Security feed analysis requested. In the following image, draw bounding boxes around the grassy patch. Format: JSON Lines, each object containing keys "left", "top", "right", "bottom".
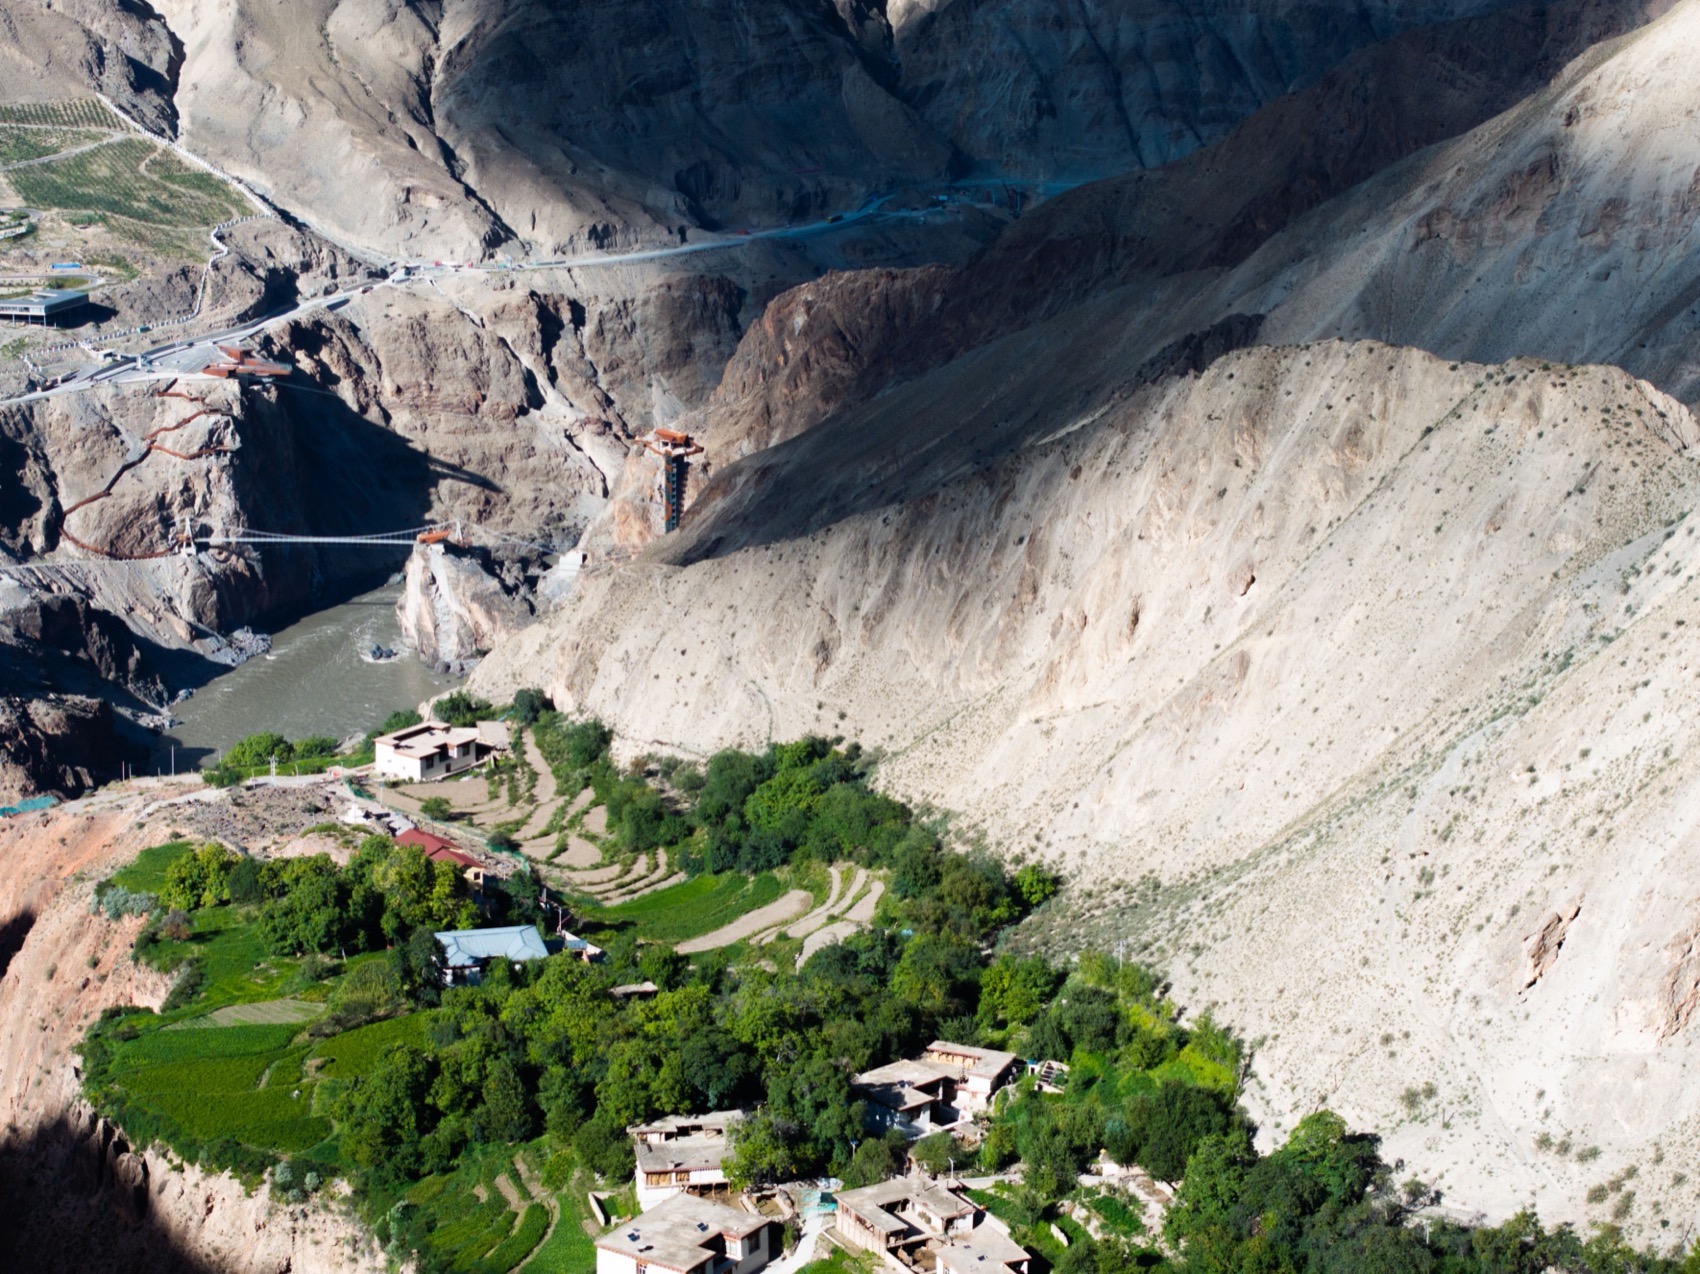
{"left": 579, "top": 871, "right": 783, "bottom": 942}
{"left": 172, "top": 998, "right": 324, "bottom": 1029}
{"left": 403, "top": 1145, "right": 549, "bottom": 1274}
{"left": 0, "top": 126, "right": 104, "bottom": 165}
{"left": 107, "top": 839, "right": 193, "bottom": 893}
{"left": 1086, "top": 1192, "right": 1144, "bottom": 1236}
{"left": 796, "top": 1246, "right": 878, "bottom": 1274}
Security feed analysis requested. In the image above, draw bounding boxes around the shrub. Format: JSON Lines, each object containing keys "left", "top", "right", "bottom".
{"left": 510, "top": 688, "right": 551, "bottom": 725}
{"left": 432, "top": 692, "right": 491, "bottom": 728}
{"left": 161, "top": 958, "right": 204, "bottom": 1012}
{"left": 378, "top": 709, "right": 423, "bottom": 736}
{"left": 227, "top": 733, "right": 293, "bottom": 769}
{"left": 419, "top": 797, "right": 455, "bottom": 822}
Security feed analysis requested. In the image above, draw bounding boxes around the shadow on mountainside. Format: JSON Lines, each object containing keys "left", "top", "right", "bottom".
{"left": 0, "top": 1111, "right": 221, "bottom": 1274}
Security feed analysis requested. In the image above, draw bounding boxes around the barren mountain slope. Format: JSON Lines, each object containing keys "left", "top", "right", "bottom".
{"left": 474, "top": 336, "right": 1700, "bottom": 1230}
{"left": 1, "top": 0, "right": 1544, "bottom": 259}
{"left": 922, "top": 0, "right": 1700, "bottom": 406}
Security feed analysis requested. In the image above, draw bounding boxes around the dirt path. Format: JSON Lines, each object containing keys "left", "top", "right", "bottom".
{"left": 604, "top": 870, "right": 686, "bottom": 904}
{"left": 677, "top": 889, "right": 813, "bottom": 954}
{"left": 592, "top": 851, "right": 669, "bottom": 901}
{"left": 557, "top": 858, "right": 627, "bottom": 885}
{"left": 514, "top": 731, "right": 562, "bottom": 841}
{"left": 493, "top": 1173, "right": 523, "bottom": 1210}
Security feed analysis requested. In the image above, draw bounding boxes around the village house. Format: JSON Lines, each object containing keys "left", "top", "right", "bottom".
{"left": 559, "top": 930, "right": 606, "bottom": 963}
{"left": 853, "top": 1042, "right": 1019, "bottom": 1136}
{"left": 594, "top": 1191, "right": 777, "bottom": 1274}
{"left": 835, "top": 1175, "right": 1031, "bottom": 1274}
{"left": 433, "top": 924, "right": 549, "bottom": 985}
{"left": 372, "top": 720, "right": 504, "bottom": 782}
{"left": 397, "top": 827, "right": 488, "bottom": 889}
{"left": 628, "top": 1110, "right": 745, "bottom": 1209}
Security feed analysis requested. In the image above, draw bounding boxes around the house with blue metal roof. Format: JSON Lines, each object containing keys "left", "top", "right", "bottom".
{"left": 434, "top": 924, "right": 550, "bottom": 985}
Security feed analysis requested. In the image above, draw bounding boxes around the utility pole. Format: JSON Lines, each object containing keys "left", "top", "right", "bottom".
{"left": 170, "top": 745, "right": 175, "bottom": 777}
{"left": 269, "top": 754, "right": 278, "bottom": 779}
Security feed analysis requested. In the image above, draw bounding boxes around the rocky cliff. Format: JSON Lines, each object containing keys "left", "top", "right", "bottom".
{"left": 397, "top": 541, "right": 532, "bottom": 672}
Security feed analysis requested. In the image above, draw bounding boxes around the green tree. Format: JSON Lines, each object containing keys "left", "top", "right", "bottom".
{"left": 227, "top": 732, "right": 292, "bottom": 769}
{"left": 1013, "top": 863, "right": 1060, "bottom": 906}
{"left": 842, "top": 1134, "right": 905, "bottom": 1188}
{"left": 162, "top": 843, "right": 242, "bottom": 910}
{"left": 340, "top": 1045, "right": 437, "bottom": 1184}
{"left": 725, "top": 1107, "right": 801, "bottom": 1190}
{"left": 977, "top": 954, "right": 1063, "bottom": 1033}
{"left": 479, "top": 1056, "right": 537, "bottom": 1142}
{"left": 510, "top": 688, "right": 551, "bottom": 725}
{"left": 433, "top": 691, "right": 492, "bottom": 727}
{"left": 418, "top": 796, "right": 454, "bottom": 821}
{"left": 379, "top": 709, "right": 422, "bottom": 735}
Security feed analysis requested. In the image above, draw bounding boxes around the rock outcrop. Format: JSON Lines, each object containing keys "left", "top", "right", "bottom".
{"left": 397, "top": 542, "right": 532, "bottom": 673}
{"left": 0, "top": 695, "right": 141, "bottom": 801}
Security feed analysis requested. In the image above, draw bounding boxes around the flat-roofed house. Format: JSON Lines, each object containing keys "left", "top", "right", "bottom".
{"left": 628, "top": 1110, "right": 745, "bottom": 1209}
{"left": 835, "top": 1176, "right": 1030, "bottom": 1274}
{"left": 594, "top": 1191, "right": 777, "bottom": 1274}
{"left": 373, "top": 722, "right": 484, "bottom": 782}
{"left": 852, "top": 1059, "right": 956, "bottom": 1136}
{"left": 0, "top": 288, "right": 87, "bottom": 325}
{"left": 853, "top": 1041, "right": 1019, "bottom": 1135}
{"left": 918, "top": 1042, "right": 1020, "bottom": 1113}
{"left": 434, "top": 924, "right": 549, "bottom": 985}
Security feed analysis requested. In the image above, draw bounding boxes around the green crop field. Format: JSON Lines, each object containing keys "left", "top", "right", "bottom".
{"left": 0, "top": 100, "right": 117, "bottom": 128}
{"left": 8, "top": 136, "right": 246, "bottom": 257}
{"left": 309, "top": 1011, "right": 434, "bottom": 1079}
{"left": 107, "top": 839, "right": 193, "bottom": 893}
{"left": 101, "top": 1021, "right": 330, "bottom": 1154}
{"left": 520, "top": 1190, "right": 595, "bottom": 1273}
{"left": 175, "top": 998, "right": 325, "bottom": 1029}
{"left": 580, "top": 871, "right": 783, "bottom": 941}
{"left": 0, "top": 126, "right": 104, "bottom": 165}
{"left": 402, "top": 1147, "right": 551, "bottom": 1274}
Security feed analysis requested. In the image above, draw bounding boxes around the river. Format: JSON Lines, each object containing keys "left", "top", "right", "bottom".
{"left": 152, "top": 581, "right": 456, "bottom": 767}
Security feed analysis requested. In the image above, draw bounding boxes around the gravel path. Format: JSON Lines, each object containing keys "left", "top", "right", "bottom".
{"left": 677, "top": 889, "right": 813, "bottom": 954}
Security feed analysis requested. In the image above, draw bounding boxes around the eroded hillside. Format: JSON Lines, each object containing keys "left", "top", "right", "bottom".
{"left": 473, "top": 337, "right": 1700, "bottom": 1229}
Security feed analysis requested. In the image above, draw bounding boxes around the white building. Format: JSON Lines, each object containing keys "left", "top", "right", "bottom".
{"left": 372, "top": 722, "right": 484, "bottom": 781}
{"left": 594, "top": 1192, "right": 776, "bottom": 1274}
{"left": 628, "top": 1110, "right": 745, "bottom": 1209}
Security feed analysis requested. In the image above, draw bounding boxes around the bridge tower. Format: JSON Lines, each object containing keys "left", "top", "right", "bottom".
{"left": 641, "top": 429, "right": 704, "bottom": 533}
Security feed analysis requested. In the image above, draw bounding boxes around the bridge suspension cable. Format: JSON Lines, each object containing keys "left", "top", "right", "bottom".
{"left": 197, "top": 523, "right": 445, "bottom": 546}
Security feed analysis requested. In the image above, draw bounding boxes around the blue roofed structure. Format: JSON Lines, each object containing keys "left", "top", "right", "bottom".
{"left": 434, "top": 924, "right": 549, "bottom": 984}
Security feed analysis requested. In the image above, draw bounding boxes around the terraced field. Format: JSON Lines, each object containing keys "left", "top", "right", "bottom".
{"left": 8, "top": 133, "right": 247, "bottom": 257}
